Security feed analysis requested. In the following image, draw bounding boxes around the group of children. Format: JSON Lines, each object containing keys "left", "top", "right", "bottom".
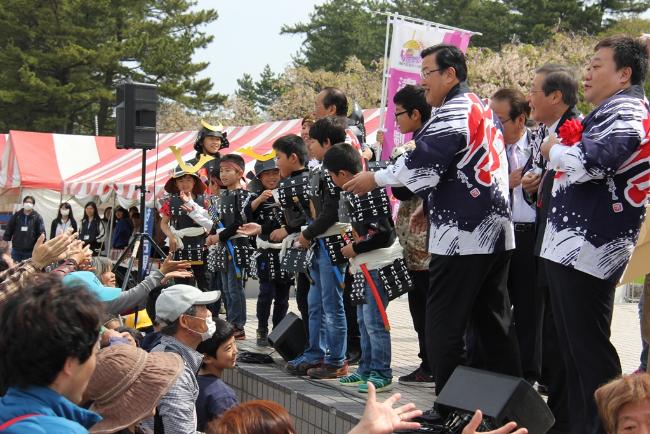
{"left": 160, "top": 110, "right": 417, "bottom": 393}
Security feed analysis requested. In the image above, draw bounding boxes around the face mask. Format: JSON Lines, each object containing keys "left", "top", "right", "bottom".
{"left": 61, "top": 209, "right": 70, "bottom": 216}
{"left": 23, "top": 202, "right": 34, "bottom": 211}
{"left": 187, "top": 314, "right": 216, "bottom": 341}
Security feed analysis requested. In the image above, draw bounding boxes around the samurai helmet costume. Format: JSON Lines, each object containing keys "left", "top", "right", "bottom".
{"left": 194, "top": 119, "right": 229, "bottom": 154}
{"left": 347, "top": 101, "right": 366, "bottom": 144}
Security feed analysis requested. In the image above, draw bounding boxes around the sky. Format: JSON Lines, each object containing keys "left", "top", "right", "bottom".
{"left": 192, "top": 0, "right": 325, "bottom": 95}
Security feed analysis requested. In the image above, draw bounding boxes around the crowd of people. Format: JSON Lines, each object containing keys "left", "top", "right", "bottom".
{"left": 0, "top": 34, "right": 649, "bottom": 434}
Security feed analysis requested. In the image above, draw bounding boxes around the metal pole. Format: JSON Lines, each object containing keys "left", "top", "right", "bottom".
{"left": 137, "top": 148, "right": 147, "bottom": 278}
{"left": 378, "top": 12, "right": 392, "bottom": 132}
{"left": 106, "top": 191, "right": 116, "bottom": 254}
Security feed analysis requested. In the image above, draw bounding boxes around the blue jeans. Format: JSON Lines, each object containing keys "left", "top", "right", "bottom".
{"left": 11, "top": 249, "right": 31, "bottom": 262}
{"left": 303, "top": 245, "right": 347, "bottom": 366}
{"left": 220, "top": 260, "right": 246, "bottom": 329}
{"left": 357, "top": 269, "right": 392, "bottom": 378}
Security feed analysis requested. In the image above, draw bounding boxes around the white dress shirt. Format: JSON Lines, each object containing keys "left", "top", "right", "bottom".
{"left": 507, "top": 131, "right": 536, "bottom": 223}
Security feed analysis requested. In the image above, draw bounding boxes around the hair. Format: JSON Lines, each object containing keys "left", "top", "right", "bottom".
{"left": 145, "top": 285, "right": 165, "bottom": 326}
{"left": 420, "top": 44, "right": 468, "bottom": 82}
{"left": 321, "top": 87, "right": 348, "bottom": 116}
{"left": 393, "top": 85, "right": 432, "bottom": 124}
{"left": 208, "top": 400, "right": 295, "bottom": 434}
{"left": 83, "top": 201, "right": 99, "bottom": 221}
{"left": 22, "top": 195, "right": 35, "bottom": 205}
{"left": 535, "top": 64, "right": 579, "bottom": 107}
{"left": 322, "top": 143, "right": 362, "bottom": 175}
{"left": 595, "top": 36, "right": 649, "bottom": 85}
{"left": 272, "top": 134, "right": 308, "bottom": 165}
{"left": 301, "top": 114, "right": 315, "bottom": 126}
{"left": 309, "top": 116, "right": 347, "bottom": 147}
{"left": 197, "top": 318, "right": 235, "bottom": 360}
{"left": 0, "top": 274, "right": 103, "bottom": 389}
{"left": 220, "top": 153, "right": 246, "bottom": 171}
{"left": 159, "top": 304, "right": 198, "bottom": 336}
{"left": 131, "top": 212, "right": 140, "bottom": 220}
{"left": 103, "top": 207, "right": 113, "bottom": 220}
{"left": 114, "top": 207, "right": 127, "bottom": 219}
{"left": 595, "top": 374, "right": 650, "bottom": 433}
{"left": 92, "top": 256, "right": 113, "bottom": 281}
{"left": 491, "top": 88, "right": 531, "bottom": 121}
{"left": 55, "top": 202, "right": 76, "bottom": 225}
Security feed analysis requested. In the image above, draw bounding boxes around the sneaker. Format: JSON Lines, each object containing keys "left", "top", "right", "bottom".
{"left": 256, "top": 328, "right": 269, "bottom": 346}
{"left": 307, "top": 362, "right": 349, "bottom": 379}
{"left": 339, "top": 372, "right": 369, "bottom": 387}
{"left": 286, "top": 356, "right": 321, "bottom": 376}
{"left": 234, "top": 328, "right": 246, "bottom": 340}
{"left": 398, "top": 367, "right": 435, "bottom": 387}
{"left": 359, "top": 371, "right": 393, "bottom": 393}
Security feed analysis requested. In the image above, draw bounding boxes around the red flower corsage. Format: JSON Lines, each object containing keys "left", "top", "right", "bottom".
{"left": 557, "top": 119, "right": 583, "bottom": 146}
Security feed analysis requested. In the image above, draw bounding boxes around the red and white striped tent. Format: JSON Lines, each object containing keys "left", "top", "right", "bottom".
{"left": 64, "top": 108, "right": 381, "bottom": 203}
{"left": 0, "top": 130, "right": 121, "bottom": 190}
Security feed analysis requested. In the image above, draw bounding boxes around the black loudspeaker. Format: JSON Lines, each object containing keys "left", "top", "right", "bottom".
{"left": 116, "top": 81, "right": 157, "bottom": 149}
{"left": 436, "top": 367, "right": 555, "bottom": 434}
{"left": 267, "top": 312, "right": 307, "bottom": 362}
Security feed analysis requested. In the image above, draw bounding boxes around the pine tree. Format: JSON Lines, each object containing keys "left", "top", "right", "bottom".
{"left": 0, "top": 0, "right": 224, "bottom": 134}
{"left": 254, "top": 65, "right": 283, "bottom": 113}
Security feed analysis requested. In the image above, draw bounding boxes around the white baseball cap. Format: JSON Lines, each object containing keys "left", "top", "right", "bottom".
{"left": 155, "top": 284, "right": 220, "bottom": 325}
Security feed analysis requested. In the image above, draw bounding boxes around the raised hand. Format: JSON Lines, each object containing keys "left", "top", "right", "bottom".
{"left": 159, "top": 253, "right": 191, "bottom": 275}
{"left": 462, "top": 410, "right": 527, "bottom": 434}
{"left": 348, "top": 382, "right": 422, "bottom": 434}
{"left": 31, "top": 233, "right": 74, "bottom": 269}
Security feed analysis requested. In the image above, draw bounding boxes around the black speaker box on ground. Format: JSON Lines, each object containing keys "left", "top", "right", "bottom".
{"left": 267, "top": 312, "right": 307, "bottom": 362}
{"left": 436, "top": 366, "right": 555, "bottom": 434}
{"left": 116, "top": 81, "right": 157, "bottom": 150}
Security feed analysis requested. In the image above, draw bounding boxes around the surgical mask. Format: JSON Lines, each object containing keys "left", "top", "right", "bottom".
{"left": 23, "top": 202, "right": 34, "bottom": 211}
{"left": 61, "top": 209, "right": 70, "bottom": 216}
{"left": 187, "top": 314, "right": 216, "bottom": 341}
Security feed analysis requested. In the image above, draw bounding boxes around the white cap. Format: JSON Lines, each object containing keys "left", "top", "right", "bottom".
{"left": 155, "top": 284, "right": 220, "bottom": 325}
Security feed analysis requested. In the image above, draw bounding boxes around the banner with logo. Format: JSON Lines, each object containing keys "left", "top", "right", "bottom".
{"left": 140, "top": 207, "right": 155, "bottom": 278}
{"left": 381, "top": 19, "right": 473, "bottom": 160}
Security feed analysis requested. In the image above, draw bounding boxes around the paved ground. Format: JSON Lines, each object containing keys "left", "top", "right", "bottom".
{"left": 235, "top": 286, "right": 642, "bottom": 414}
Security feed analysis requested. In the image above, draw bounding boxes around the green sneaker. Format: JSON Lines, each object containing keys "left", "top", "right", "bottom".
{"left": 339, "top": 372, "right": 369, "bottom": 387}
{"left": 359, "top": 372, "right": 393, "bottom": 393}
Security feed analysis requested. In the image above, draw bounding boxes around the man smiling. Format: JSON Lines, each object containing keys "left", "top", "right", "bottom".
{"left": 539, "top": 36, "right": 650, "bottom": 434}
{"left": 344, "top": 44, "right": 520, "bottom": 420}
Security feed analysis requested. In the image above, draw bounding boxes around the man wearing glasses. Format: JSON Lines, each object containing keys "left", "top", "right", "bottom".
{"left": 344, "top": 44, "right": 520, "bottom": 421}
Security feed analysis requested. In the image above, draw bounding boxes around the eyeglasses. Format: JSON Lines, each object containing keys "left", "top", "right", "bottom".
{"left": 395, "top": 110, "right": 409, "bottom": 118}
{"left": 420, "top": 68, "right": 442, "bottom": 80}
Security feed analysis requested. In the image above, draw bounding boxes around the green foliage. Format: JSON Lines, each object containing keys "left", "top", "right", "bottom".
{"left": 235, "top": 73, "right": 257, "bottom": 104}
{"left": 284, "top": 0, "right": 650, "bottom": 71}
{"left": 255, "top": 65, "right": 284, "bottom": 112}
{"left": 0, "top": 0, "right": 224, "bottom": 135}
{"left": 280, "top": 0, "right": 389, "bottom": 72}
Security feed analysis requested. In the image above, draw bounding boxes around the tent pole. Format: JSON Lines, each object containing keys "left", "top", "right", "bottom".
{"left": 106, "top": 190, "right": 116, "bottom": 255}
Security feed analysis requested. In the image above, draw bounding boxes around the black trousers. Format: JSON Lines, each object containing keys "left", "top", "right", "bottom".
{"left": 427, "top": 252, "right": 521, "bottom": 396}
{"left": 508, "top": 228, "right": 543, "bottom": 381}
{"left": 539, "top": 260, "right": 570, "bottom": 433}
{"left": 295, "top": 272, "right": 311, "bottom": 340}
{"left": 544, "top": 260, "right": 621, "bottom": 434}
{"left": 408, "top": 269, "right": 430, "bottom": 372}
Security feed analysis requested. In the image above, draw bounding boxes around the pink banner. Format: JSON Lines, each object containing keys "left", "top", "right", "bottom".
{"left": 381, "top": 23, "right": 473, "bottom": 160}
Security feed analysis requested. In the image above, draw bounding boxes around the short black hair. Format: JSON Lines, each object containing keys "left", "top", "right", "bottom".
{"left": 535, "top": 64, "right": 579, "bottom": 107}
{"left": 322, "top": 143, "right": 362, "bottom": 175}
{"left": 393, "top": 85, "right": 432, "bottom": 123}
{"left": 420, "top": 44, "right": 468, "bottom": 82}
{"left": 321, "top": 87, "right": 348, "bottom": 116}
{"left": 196, "top": 318, "right": 235, "bottom": 359}
{"left": 309, "top": 116, "right": 347, "bottom": 147}
{"left": 116, "top": 326, "right": 143, "bottom": 347}
{"left": 491, "top": 88, "right": 531, "bottom": 121}
{"left": 220, "top": 153, "right": 246, "bottom": 171}
{"left": 272, "top": 134, "right": 308, "bottom": 165}
{"left": 595, "top": 36, "right": 648, "bottom": 85}
{"left": 23, "top": 196, "right": 35, "bottom": 205}
{"left": 0, "top": 274, "right": 103, "bottom": 389}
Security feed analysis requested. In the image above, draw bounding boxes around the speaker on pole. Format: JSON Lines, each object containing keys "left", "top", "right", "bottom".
{"left": 116, "top": 81, "right": 157, "bottom": 150}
